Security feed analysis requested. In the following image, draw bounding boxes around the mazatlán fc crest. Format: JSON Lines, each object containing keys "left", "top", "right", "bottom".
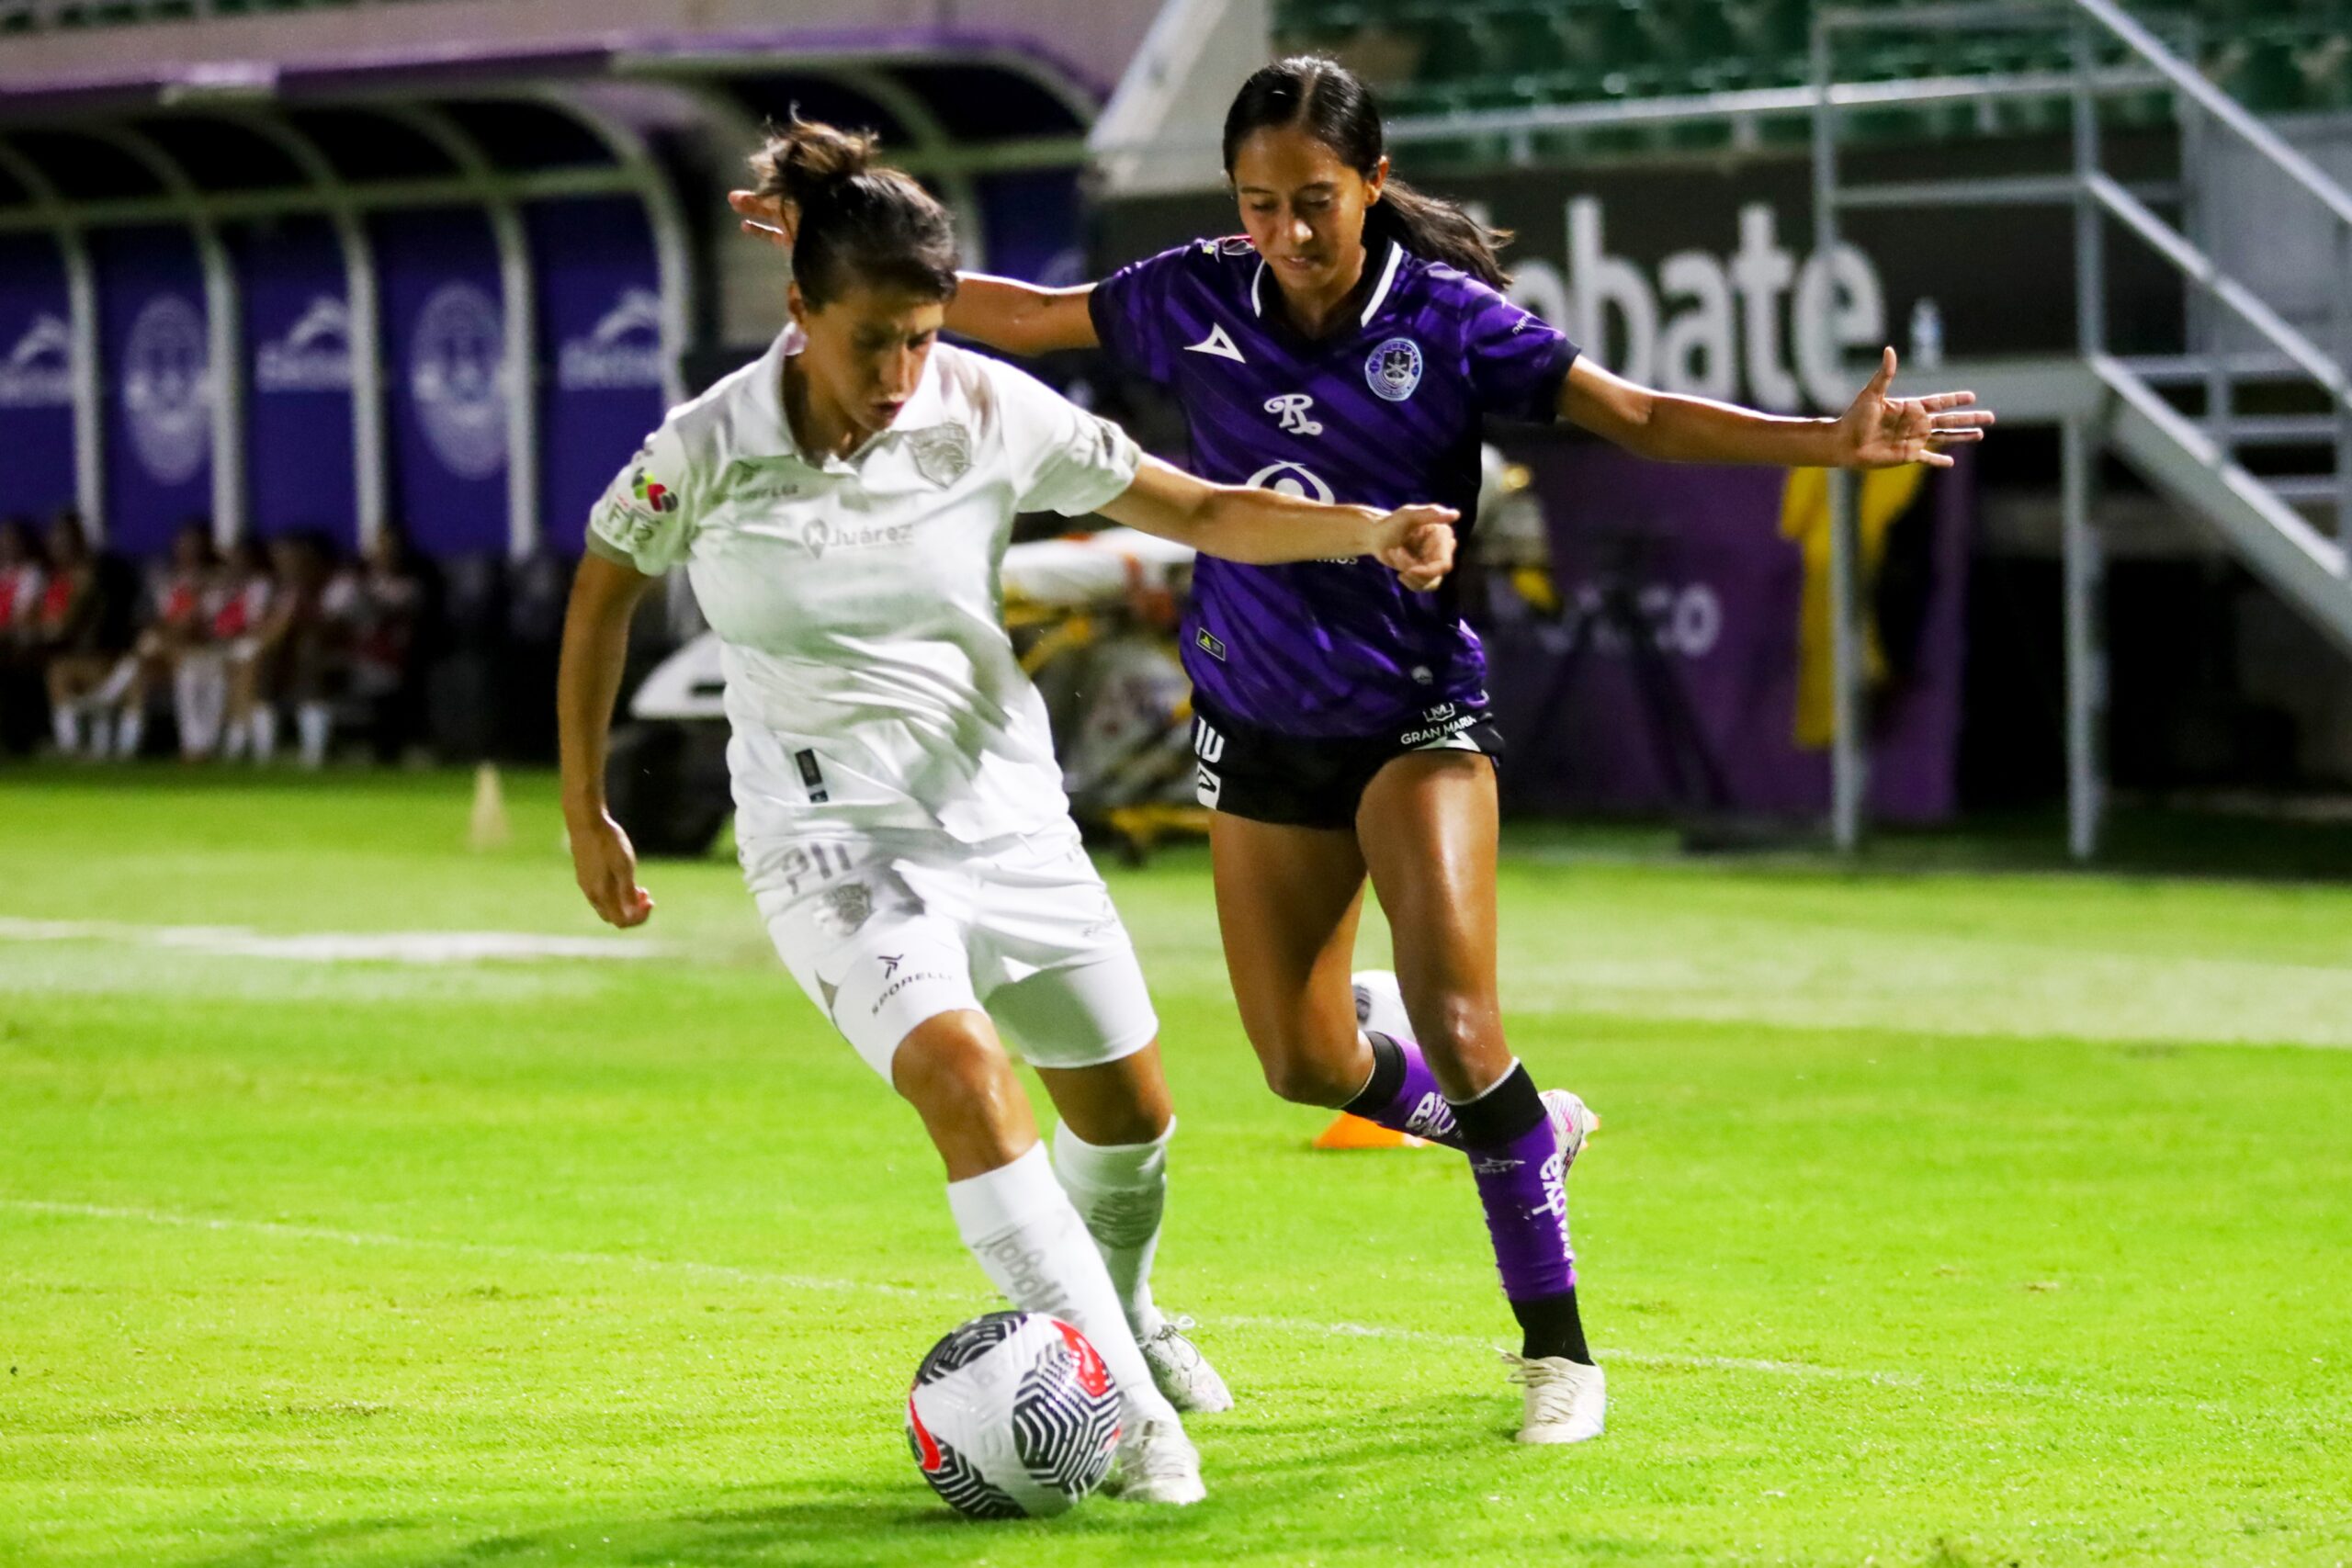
{"left": 1365, "top": 336, "right": 1423, "bottom": 402}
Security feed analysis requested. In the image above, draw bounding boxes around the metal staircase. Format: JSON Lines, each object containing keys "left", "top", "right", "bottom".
{"left": 1813, "top": 0, "right": 2352, "bottom": 857}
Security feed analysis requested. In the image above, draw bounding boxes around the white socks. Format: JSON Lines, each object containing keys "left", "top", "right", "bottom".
{"left": 173, "top": 657, "right": 227, "bottom": 759}
{"left": 296, "top": 702, "right": 331, "bottom": 769}
{"left": 250, "top": 705, "right": 278, "bottom": 762}
{"left": 947, "top": 1143, "right": 1178, "bottom": 1427}
{"left": 51, "top": 705, "right": 80, "bottom": 756}
{"left": 1052, "top": 1119, "right": 1171, "bottom": 1339}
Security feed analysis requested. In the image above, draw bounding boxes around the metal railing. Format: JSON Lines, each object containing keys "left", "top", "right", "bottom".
{"left": 1814, "top": 0, "right": 2352, "bottom": 857}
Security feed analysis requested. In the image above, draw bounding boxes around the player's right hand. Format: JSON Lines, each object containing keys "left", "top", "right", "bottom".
{"left": 727, "top": 189, "right": 797, "bottom": 249}
{"left": 1374, "top": 504, "right": 1459, "bottom": 592}
{"left": 567, "top": 809, "right": 655, "bottom": 928}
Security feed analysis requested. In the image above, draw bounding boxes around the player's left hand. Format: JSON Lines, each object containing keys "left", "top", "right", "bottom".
{"left": 1835, "top": 347, "right": 1995, "bottom": 469}
{"left": 1374, "top": 504, "right": 1459, "bottom": 592}
{"left": 728, "top": 189, "right": 797, "bottom": 249}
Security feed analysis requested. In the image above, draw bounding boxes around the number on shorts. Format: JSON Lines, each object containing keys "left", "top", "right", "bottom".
{"left": 776, "top": 840, "right": 858, "bottom": 897}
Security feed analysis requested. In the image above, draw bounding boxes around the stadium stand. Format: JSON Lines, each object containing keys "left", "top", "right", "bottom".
{"left": 1273, "top": 0, "right": 2352, "bottom": 141}
{"left": 1, "top": 0, "right": 456, "bottom": 33}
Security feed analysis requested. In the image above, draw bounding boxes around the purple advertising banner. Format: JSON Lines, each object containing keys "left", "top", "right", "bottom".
{"left": 238, "top": 218, "right": 356, "bottom": 546}
{"left": 0, "top": 234, "right": 77, "bottom": 520}
{"left": 375, "top": 209, "right": 506, "bottom": 558}
{"left": 529, "top": 197, "right": 664, "bottom": 554}
{"left": 94, "top": 227, "right": 211, "bottom": 558}
{"left": 1487, "top": 444, "right": 1970, "bottom": 822}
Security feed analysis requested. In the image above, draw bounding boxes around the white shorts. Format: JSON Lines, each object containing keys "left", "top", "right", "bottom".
{"left": 745, "top": 821, "right": 1159, "bottom": 1080}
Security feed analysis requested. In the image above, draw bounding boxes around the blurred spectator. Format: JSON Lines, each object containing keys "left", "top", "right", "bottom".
{"left": 0, "top": 515, "right": 47, "bottom": 754}
{"left": 92, "top": 519, "right": 218, "bottom": 760}
{"left": 347, "top": 522, "right": 438, "bottom": 763}
{"left": 247, "top": 532, "right": 347, "bottom": 769}
{"left": 214, "top": 538, "right": 277, "bottom": 761}
{"left": 37, "top": 510, "right": 134, "bottom": 758}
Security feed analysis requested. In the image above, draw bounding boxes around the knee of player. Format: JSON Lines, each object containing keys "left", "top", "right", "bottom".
{"left": 892, "top": 1015, "right": 1022, "bottom": 1122}
{"left": 1258, "top": 1043, "right": 1360, "bottom": 1108}
{"left": 1401, "top": 988, "right": 1496, "bottom": 1065}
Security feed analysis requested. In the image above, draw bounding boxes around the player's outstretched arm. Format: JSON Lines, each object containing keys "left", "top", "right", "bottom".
{"left": 1098, "top": 455, "right": 1458, "bottom": 589}
{"left": 558, "top": 550, "right": 659, "bottom": 929}
{"left": 725, "top": 189, "right": 1099, "bottom": 355}
{"left": 1558, "top": 346, "right": 1994, "bottom": 469}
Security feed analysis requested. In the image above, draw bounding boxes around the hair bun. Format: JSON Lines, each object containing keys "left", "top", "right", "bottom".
{"left": 752, "top": 115, "right": 878, "bottom": 207}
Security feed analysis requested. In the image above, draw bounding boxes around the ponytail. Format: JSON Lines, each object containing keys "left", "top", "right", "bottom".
{"left": 1223, "top": 56, "right": 1515, "bottom": 291}
{"left": 1366, "top": 177, "right": 1513, "bottom": 291}
{"left": 749, "top": 114, "right": 959, "bottom": 309}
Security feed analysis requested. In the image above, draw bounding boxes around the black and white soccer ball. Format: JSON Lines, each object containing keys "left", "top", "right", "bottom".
{"left": 905, "top": 1310, "right": 1122, "bottom": 1518}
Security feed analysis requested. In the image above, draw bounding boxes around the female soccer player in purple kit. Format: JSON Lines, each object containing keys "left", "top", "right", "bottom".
{"left": 737, "top": 56, "right": 1991, "bottom": 1446}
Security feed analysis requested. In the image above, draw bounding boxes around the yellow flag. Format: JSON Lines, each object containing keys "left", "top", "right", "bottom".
{"left": 1780, "top": 466, "right": 1928, "bottom": 750}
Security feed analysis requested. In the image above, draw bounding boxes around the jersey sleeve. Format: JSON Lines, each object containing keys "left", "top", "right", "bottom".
{"left": 1459, "top": 278, "right": 1579, "bottom": 423}
{"left": 1086, "top": 243, "right": 1194, "bottom": 387}
{"left": 585, "top": 418, "right": 699, "bottom": 574}
{"left": 984, "top": 355, "right": 1145, "bottom": 517}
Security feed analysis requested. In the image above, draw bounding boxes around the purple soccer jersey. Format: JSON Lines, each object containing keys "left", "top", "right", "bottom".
{"left": 1090, "top": 235, "right": 1578, "bottom": 737}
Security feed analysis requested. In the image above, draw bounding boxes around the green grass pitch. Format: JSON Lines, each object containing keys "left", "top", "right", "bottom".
{"left": 3, "top": 767, "right": 2349, "bottom": 1566}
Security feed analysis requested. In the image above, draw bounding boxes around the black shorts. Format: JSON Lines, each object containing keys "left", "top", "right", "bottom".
{"left": 1188, "top": 694, "right": 1504, "bottom": 831}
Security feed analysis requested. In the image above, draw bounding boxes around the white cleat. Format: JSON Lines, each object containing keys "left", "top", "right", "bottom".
{"left": 1503, "top": 1351, "right": 1607, "bottom": 1445}
{"left": 1353, "top": 968, "right": 1601, "bottom": 1167}
{"left": 1104, "top": 1415, "right": 1206, "bottom": 1505}
{"left": 1139, "top": 1314, "right": 1234, "bottom": 1414}
{"left": 1545, "top": 1088, "right": 1599, "bottom": 1170}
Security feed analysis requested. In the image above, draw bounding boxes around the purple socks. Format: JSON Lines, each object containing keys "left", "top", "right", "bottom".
{"left": 1343, "top": 1031, "right": 1464, "bottom": 1146}
{"left": 1454, "top": 1075, "right": 1577, "bottom": 1301}
{"left": 1447, "top": 1059, "right": 1589, "bottom": 1363}
{"left": 1344, "top": 1034, "right": 1589, "bottom": 1360}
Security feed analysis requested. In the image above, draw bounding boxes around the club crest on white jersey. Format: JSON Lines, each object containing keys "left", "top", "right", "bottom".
{"left": 907, "top": 425, "right": 973, "bottom": 487}
{"left": 1264, "top": 393, "right": 1323, "bottom": 435}
{"left": 1183, "top": 322, "right": 1246, "bottom": 364}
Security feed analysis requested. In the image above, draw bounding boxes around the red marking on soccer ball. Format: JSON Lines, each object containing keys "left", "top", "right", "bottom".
{"left": 1051, "top": 1319, "right": 1112, "bottom": 1398}
{"left": 907, "top": 1395, "right": 944, "bottom": 1472}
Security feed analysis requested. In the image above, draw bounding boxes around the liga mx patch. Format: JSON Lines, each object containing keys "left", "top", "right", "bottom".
{"left": 1366, "top": 336, "right": 1424, "bottom": 402}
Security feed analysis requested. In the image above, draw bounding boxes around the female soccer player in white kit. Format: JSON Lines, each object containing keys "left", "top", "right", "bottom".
{"left": 556, "top": 119, "right": 1460, "bottom": 1506}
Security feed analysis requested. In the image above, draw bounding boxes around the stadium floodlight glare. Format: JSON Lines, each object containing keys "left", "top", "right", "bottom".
{"left": 158, "top": 62, "right": 280, "bottom": 105}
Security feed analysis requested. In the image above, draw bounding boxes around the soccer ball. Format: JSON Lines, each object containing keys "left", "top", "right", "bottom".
{"left": 905, "top": 1310, "right": 1123, "bottom": 1518}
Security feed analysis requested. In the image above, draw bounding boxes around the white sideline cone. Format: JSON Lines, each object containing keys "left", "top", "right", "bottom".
{"left": 469, "top": 761, "right": 511, "bottom": 852}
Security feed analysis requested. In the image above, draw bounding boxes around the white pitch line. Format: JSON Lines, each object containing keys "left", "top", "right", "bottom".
{"left": 0, "top": 1198, "right": 932, "bottom": 1300}
{"left": 0, "top": 918, "right": 673, "bottom": 965}
{"left": 0, "top": 1197, "right": 2188, "bottom": 1413}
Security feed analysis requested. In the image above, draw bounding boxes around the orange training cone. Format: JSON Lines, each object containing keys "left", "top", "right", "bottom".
{"left": 1313, "top": 1112, "right": 1430, "bottom": 1151}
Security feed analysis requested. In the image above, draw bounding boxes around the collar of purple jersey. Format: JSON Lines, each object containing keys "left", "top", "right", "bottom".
{"left": 1249, "top": 237, "right": 1408, "bottom": 331}
{"left": 749, "top": 320, "right": 952, "bottom": 471}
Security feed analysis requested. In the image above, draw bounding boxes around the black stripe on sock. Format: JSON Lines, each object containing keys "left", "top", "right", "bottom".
{"left": 1342, "top": 1032, "right": 1407, "bottom": 1118}
{"left": 1448, "top": 1062, "right": 1544, "bottom": 1148}
{"left": 1511, "top": 1288, "right": 1592, "bottom": 1364}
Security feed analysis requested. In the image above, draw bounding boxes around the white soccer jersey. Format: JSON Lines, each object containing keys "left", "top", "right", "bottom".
{"left": 588, "top": 325, "right": 1143, "bottom": 843}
